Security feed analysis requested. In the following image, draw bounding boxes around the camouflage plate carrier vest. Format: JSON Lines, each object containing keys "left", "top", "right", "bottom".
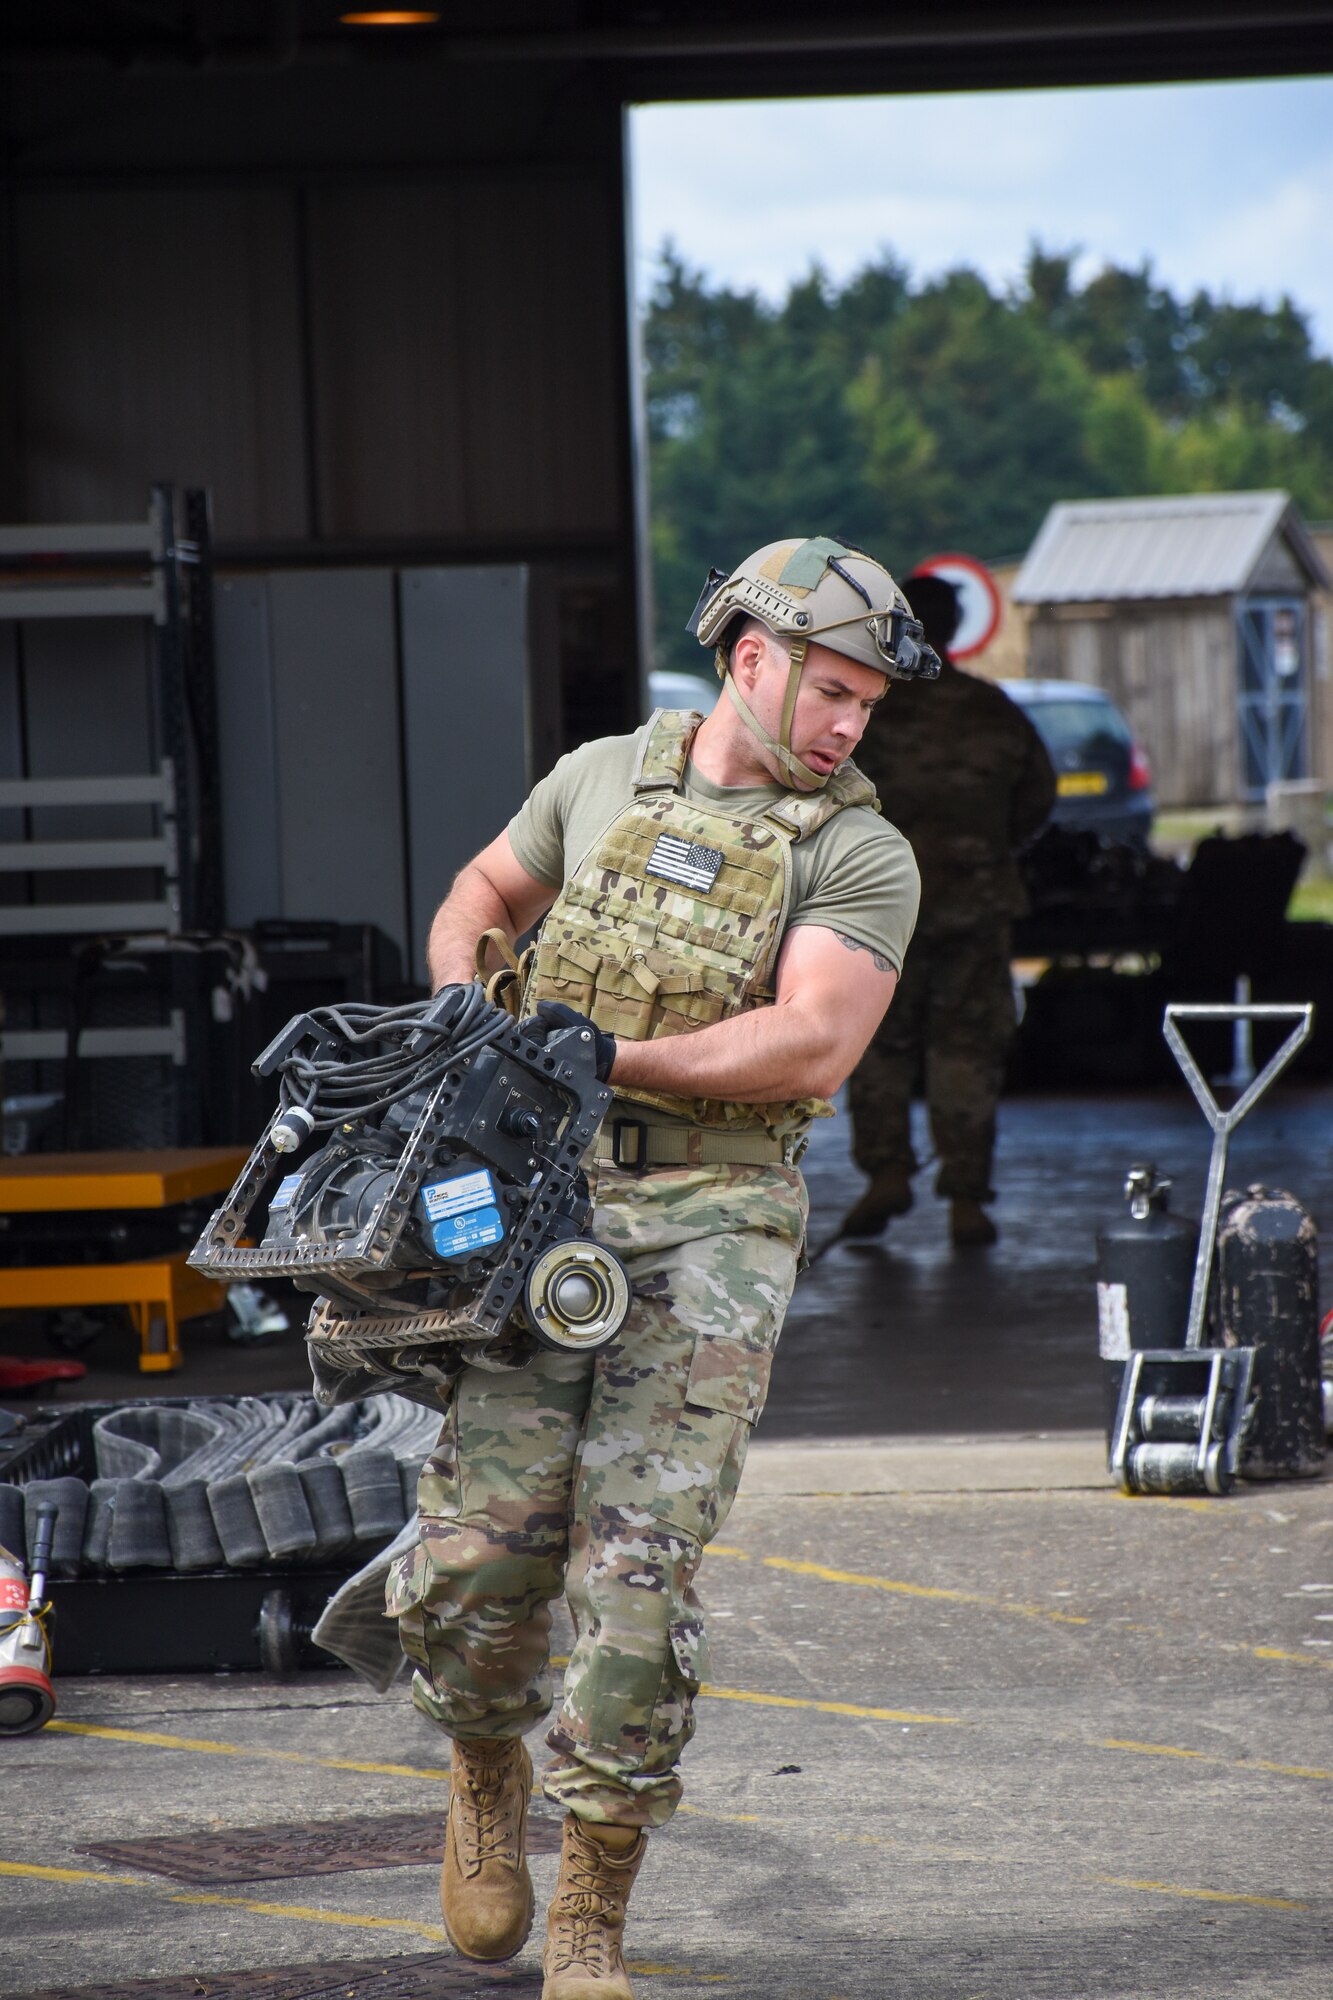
{"left": 522, "top": 708, "right": 880, "bottom": 1133}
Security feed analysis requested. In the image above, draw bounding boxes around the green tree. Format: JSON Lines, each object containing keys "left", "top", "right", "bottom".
{"left": 641, "top": 243, "right": 1333, "bottom": 674}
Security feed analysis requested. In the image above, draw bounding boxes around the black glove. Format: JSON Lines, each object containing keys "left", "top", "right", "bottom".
{"left": 520, "top": 1000, "right": 617, "bottom": 1083}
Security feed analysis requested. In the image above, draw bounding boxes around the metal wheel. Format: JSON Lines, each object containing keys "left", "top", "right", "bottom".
{"left": 524, "top": 1241, "right": 631, "bottom": 1353}
{"left": 257, "top": 1587, "right": 298, "bottom": 1677}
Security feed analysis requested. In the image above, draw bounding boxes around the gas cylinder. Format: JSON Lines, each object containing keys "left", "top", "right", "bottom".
{"left": 1216, "top": 1185, "right": 1324, "bottom": 1479}
{"left": 1095, "top": 1164, "right": 1198, "bottom": 1443}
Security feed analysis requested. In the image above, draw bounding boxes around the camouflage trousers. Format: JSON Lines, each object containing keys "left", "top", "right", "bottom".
{"left": 386, "top": 1156, "right": 807, "bottom": 1829}
{"left": 848, "top": 923, "right": 1016, "bottom": 1202}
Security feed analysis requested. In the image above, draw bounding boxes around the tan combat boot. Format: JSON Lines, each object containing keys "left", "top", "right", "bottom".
{"left": 440, "top": 1735, "right": 534, "bottom": 1961}
{"left": 840, "top": 1166, "right": 913, "bottom": 1238}
{"left": 542, "top": 1815, "right": 648, "bottom": 1999}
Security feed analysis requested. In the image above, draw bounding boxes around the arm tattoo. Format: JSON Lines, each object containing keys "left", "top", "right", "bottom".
{"left": 833, "top": 930, "right": 892, "bottom": 974}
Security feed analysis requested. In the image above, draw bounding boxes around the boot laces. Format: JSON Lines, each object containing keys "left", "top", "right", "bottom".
{"left": 453, "top": 1750, "right": 522, "bottom": 1873}
{"left": 548, "top": 1842, "right": 627, "bottom": 1973}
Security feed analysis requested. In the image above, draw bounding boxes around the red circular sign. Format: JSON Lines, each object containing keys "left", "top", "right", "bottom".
{"left": 913, "top": 553, "right": 1002, "bottom": 660}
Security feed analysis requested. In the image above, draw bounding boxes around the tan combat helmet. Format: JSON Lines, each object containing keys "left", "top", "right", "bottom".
{"left": 686, "top": 535, "right": 940, "bottom": 790}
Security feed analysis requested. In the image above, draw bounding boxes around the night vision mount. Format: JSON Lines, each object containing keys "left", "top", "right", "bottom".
{"left": 188, "top": 987, "right": 632, "bottom": 1380}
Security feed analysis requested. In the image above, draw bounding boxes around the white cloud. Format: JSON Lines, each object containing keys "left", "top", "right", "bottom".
{"left": 630, "top": 79, "right": 1333, "bottom": 354}
{"left": 1177, "top": 157, "right": 1333, "bottom": 327}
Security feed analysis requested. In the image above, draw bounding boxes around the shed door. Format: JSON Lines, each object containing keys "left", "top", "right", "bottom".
{"left": 1236, "top": 595, "right": 1309, "bottom": 799}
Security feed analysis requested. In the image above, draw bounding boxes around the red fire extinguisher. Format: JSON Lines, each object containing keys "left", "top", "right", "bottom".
{"left": 0, "top": 1502, "right": 57, "bottom": 1735}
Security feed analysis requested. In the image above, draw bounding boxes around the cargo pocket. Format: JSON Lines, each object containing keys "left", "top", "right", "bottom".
{"left": 653, "top": 977, "right": 727, "bottom": 1033}
{"left": 685, "top": 1330, "right": 773, "bottom": 1428}
{"left": 650, "top": 1334, "right": 772, "bottom": 1544}
{"left": 530, "top": 934, "right": 600, "bottom": 1017}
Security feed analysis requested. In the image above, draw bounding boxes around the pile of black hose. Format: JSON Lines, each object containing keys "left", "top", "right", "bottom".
{"left": 2, "top": 1393, "right": 439, "bottom": 1576}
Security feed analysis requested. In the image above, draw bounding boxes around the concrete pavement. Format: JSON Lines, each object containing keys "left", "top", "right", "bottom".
{"left": 11, "top": 1435, "right": 1332, "bottom": 2000}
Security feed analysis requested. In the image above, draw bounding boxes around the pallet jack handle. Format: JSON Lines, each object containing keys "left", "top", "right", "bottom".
{"left": 1162, "top": 1003, "right": 1313, "bottom": 1350}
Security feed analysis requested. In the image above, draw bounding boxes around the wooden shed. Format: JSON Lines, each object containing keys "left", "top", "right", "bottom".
{"left": 1011, "top": 492, "right": 1331, "bottom": 809}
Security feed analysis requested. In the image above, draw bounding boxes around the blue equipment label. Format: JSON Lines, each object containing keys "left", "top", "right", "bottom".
{"left": 269, "top": 1172, "right": 303, "bottom": 1212}
{"left": 421, "top": 1168, "right": 506, "bottom": 1260}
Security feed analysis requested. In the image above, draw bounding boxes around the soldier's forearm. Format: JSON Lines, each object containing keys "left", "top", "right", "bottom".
{"left": 426, "top": 864, "right": 517, "bottom": 992}
{"left": 609, "top": 999, "right": 849, "bottom": 1104}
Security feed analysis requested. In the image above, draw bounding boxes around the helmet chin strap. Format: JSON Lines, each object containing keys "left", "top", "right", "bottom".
{"left": 716, "top": 640, "right": 829, "bottom": 792}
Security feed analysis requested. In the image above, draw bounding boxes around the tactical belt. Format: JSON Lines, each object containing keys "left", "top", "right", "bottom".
{"left": 595, "top": 1119, "right": 793, "bottom": 1171}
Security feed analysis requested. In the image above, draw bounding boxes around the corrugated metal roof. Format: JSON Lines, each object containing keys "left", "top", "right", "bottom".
{"left": 1011, "top": 491, "right": 1329, "bottom": 603}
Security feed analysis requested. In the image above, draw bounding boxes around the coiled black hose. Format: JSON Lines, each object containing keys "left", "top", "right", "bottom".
{"left": 275, "top": 985, "right": 509, "bottom": 1129}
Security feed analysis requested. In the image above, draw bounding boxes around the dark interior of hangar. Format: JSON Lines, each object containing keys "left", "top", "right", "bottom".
{"left": 1, "top": 2, "right": 1332, "bottom": 1411}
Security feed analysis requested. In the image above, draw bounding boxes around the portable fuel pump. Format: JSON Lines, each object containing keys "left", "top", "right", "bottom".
{"left": 1107, "top": 1002, "right": 1313, "bottom": 1496}
{"left": 0, "top": 1503, "right": 57, "bottom": 1735}
{"left": 189, "top": 987, "right": 632, "bottom": 1384}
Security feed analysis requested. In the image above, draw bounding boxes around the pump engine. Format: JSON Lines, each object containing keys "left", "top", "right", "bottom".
{"left": 189, "top": 987, "right": 632, "bottom": 1380}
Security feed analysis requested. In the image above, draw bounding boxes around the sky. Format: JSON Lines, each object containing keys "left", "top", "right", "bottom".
{"left": 630, "top": 76, "right": 1333, "bottom": 354}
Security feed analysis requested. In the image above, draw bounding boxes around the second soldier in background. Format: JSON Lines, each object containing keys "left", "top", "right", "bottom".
{"left": 844, "top": 572, "right": 1055, "bottom": 1246}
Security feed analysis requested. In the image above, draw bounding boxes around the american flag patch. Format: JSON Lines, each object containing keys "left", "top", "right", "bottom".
{"left": 645, "top": 833, "right": 725, "bottom": 893}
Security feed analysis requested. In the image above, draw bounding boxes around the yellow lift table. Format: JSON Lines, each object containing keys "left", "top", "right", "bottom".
{"left": 0, "top": 1149, "right": 249, "bottom": 1372}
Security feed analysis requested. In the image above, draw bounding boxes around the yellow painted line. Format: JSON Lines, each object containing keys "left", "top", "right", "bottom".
{"left": 47, "top": 1701, "right": 1331, "bottom": 1794}
{"left": 0, "top": 1857, "right": 449, "bottom": 1943}
{"left": 1239, "top": 1758, "right": 1333, "bottom": 1782}
{"left": 698, "top": 1682, "right": 962, "bottom": 1726}
{"left": 1091, "top": 1740, "right": 1332, "bottom": 1784}
{"left": 1088, "top": 1739, "right": 1331, "bottom": 1784}
{"left": 45, "top": 1721, "right": 450, "bottom": 1782}
{"left": 0, "top": 1855, "right": 727, "bottom": 1973}
{"left": 166, "top": 1889, "right": 448, "bottom": 1941}
{"left": 708, "top": 1547, "right": 1089, "bottom": 1626}
{"left": 48, "top": 1721, "right": 251, "bottom": 1757}
{"left": 710, "top": 1544, "right": 1333, "bottom": 1673}
{"left": 49, "top": 1693, "right": 961, "bottom": 1775}
{"left": 1100, "top": 1739, "right": 1207, "bottom": 1762}
{"left": 693, "top": 1686, "right": 1328, "bottom": 1787}
{"left": 1094, "top": 1874, "right": 1308, "bottom": 1912}
{"left": 3, "top": 1816, "right": 1311, "bottom": 1944}
{"left": 0, "top": 1859, "right": 148, "bottom": 1887}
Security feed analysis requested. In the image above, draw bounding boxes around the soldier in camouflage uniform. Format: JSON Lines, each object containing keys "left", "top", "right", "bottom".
{"left": 843, "top": 573, "right": 1055, "bottom": 1247}
{"left": 396, "top": 537, "right": 931, "bottom": 1997}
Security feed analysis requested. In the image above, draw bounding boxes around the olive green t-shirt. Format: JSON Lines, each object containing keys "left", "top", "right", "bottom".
{"left": 507, "top": 718, "right": 920, "bottom": 974}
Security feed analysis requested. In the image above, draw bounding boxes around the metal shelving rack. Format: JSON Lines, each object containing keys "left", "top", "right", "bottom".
{"left": 0, "top": 484, "right": 221, "bottom": 1096}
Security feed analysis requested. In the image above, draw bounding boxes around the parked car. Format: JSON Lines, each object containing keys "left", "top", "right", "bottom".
{"left": 1000, "top": 678, "right": 1155, "bottom": 847}
{"left": 645, "top": 669, "right": 720, "bottom": 719}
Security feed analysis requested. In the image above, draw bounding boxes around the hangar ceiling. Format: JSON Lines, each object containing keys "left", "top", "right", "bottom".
{"left": 3, "top": 3, "right": 1332, "bottom": 104}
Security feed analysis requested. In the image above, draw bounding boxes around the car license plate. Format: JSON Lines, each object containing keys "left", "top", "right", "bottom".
{"left": 1057, "top": 771, "right": 1109, "bottom": 796}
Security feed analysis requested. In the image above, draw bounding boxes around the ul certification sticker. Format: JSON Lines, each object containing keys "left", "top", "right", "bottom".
{"left": 422, "top": 1167, "right": 505, "bottom": 1259}
{"left": 1096, "top": 1281, "right": 1131, "bottom": 1358}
